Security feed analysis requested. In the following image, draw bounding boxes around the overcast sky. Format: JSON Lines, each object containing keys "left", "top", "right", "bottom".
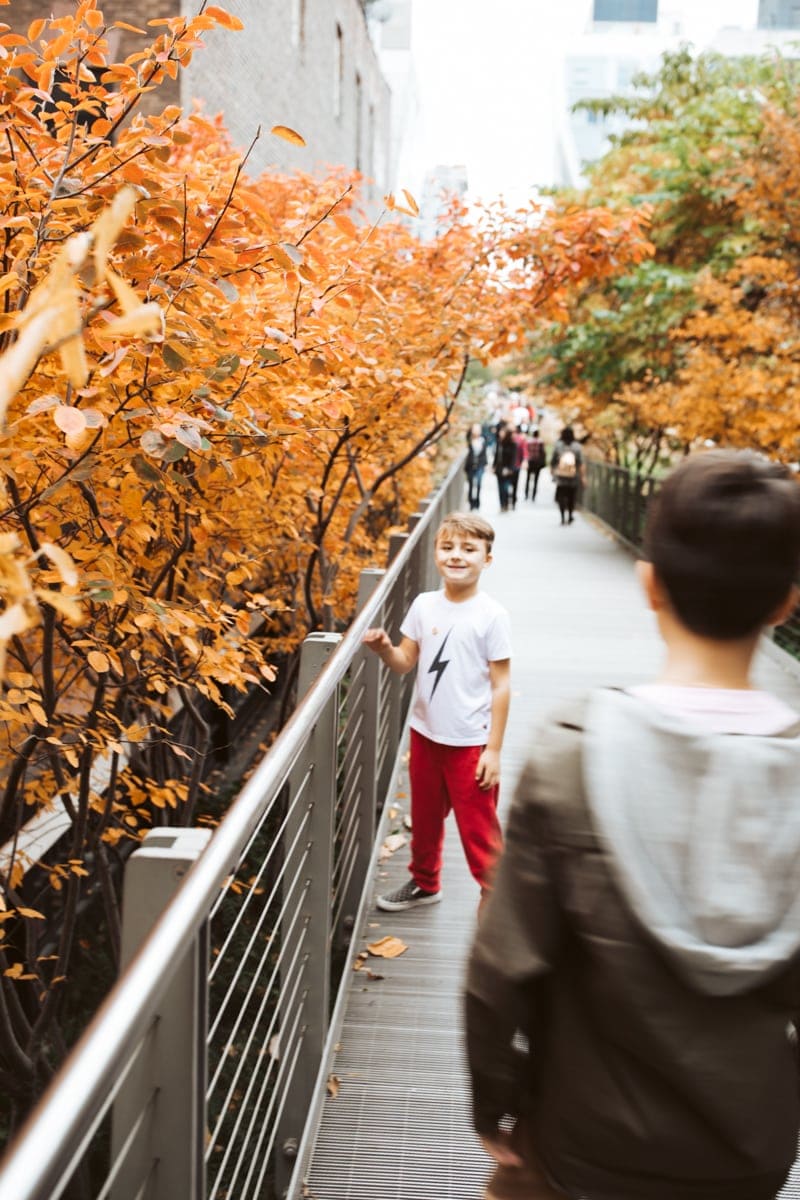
{"left": 404, "top": 0, "right": 760, "bottom": 202}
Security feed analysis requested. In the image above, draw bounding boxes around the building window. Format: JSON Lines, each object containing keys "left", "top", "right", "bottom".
{"left": 367, "top": 102, "right": 375, "bottom": 178}
{"left": 758, "top": 0, "right": 800, "bottom": 27}
{"left": 593, "top": 0, "right": 658, "bottom": 20}
{"left": 334, "top": 24, "right": 343, "bottom": 118}
{"left": 291, "top": 0, "right": 307, "bottom": 48}
{"left": 354, "top": 72, "right": 363, "bottom": 170}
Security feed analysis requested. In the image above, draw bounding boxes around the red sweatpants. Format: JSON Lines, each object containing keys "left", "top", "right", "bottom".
{"left": 408, "top": 729, "right": 503, "bottom": 893}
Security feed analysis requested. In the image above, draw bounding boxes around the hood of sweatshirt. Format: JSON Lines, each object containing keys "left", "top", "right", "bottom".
{"left": 583, "top": 688, "right": 800, "bottom": 997}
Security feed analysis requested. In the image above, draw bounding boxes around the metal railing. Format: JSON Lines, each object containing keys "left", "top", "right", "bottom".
{"left": 582, "top": 459, "right": 800, "bottom": 663}
{"left": 0, "top": 458, "right": 467, "bottom": 1200}
{"left": 582, "top": 459, "right": 659, "bottom": 554}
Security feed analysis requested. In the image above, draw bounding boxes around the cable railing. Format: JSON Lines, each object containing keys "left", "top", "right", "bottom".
{"left": 0, "top": 457, "right": 466, "bottom": 1200}
{"left": 582, "top": 459, "right": 800, "bottom": 663}
{"left": 583, "top": 459, "right": 659, "bottom": 554}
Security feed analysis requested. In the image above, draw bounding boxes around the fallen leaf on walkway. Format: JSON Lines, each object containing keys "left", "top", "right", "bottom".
{"left": 388, "top": 805, "right": 399, "bottom": 820}
{"left": 327, "top": 1074, "right": 340, "bottom": 1099}
{"left": 403, "top": 815, "right": 412, "bottom": 831}
{"left": 366, "top": 969, "right": 384, "bottom": 981}
{"left": 367, "top": 935, "right": 407, "bottom": 958}
{"left": 378, "top": 832, "right": 407, "bottom": 862}
{"left": 352, "top": 951, "right": 368, "bottom": 971}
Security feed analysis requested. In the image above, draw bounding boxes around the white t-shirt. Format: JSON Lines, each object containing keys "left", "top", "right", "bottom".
{"left": 401, "top": 590, "right": 512, "bottom": 746}
{"left": 629, "top": 684, "right": 799, "bottom": 736}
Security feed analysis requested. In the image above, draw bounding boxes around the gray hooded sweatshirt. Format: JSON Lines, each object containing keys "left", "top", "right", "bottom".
{"left": 584, "top": 687, "right": 800, "bottom": 997}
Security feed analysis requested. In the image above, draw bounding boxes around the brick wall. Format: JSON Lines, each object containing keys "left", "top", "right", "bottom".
{"left": 6, "top": 1, "right": 392, "bottom": 202}
{"left": 6, "top": 1, "right": 181, "bottom": 114}
{"left": 179, "top": 0, "right": 392, "bottom": 202}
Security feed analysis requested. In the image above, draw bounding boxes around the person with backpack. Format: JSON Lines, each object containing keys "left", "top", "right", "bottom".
{"left": 524, "top": 429, "right": 547, "bottom": 501}
{"left": 550, "top": 426, "right": 584, "bottom": 525}
{"left": 465, "top": 450, "right": 800, "bottom": 1200}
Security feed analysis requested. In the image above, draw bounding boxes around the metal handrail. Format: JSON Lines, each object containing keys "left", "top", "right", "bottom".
{"left": 0, "top": 453, "right": 466, "bottom": 1200}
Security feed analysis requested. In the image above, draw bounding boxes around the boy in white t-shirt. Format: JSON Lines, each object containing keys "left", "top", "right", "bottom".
{"left": 364, "top": 513, "right": 512, "bottom": 911}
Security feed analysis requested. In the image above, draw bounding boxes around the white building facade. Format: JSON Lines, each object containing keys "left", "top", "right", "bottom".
{"left": 556, "top": 0, "right": 800, "bottom": 187}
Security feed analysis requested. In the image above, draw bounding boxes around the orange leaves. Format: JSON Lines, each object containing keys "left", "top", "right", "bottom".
{"left": 0, "top": 2, "right": 652, "bottom": 974}
{"left": 271, "top": 242, "right": 304, "bottom": 271}
{"left": 271, "top": 124, "right": 306, "bottom": 147}
{"left": 205, "top": 6, "right": 245, "bottom": 32}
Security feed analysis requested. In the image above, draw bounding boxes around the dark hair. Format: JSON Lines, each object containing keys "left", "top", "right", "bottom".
{"left": 561, "top": 426, "right": 575, "bottom": 445}
{"left": 644, "top": 451, "right": 800, "bottom": 639}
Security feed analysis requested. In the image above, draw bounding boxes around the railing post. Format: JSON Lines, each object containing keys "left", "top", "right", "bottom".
{"left": 387, "top": 530, "right": 408, "bottom": 564}
{"left": 276, "top": 632, "right": 341, "bottom": 1199}
{"left": 111, "top": 828, "right": 212, "bottom": 1200}
{"left": 384, "top": 533, "right": 409, "bottom": 758}
{"left": 349, "top": 568, "right": 384, "bottom": 888}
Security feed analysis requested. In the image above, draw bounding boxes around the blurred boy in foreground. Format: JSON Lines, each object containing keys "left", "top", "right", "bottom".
{"left": 466, "top": 451, "right": 800, "bottom": 1200}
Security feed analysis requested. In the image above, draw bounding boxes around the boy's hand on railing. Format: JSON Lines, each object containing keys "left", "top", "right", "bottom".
{"left": 363, "top": 627, "right": 392, "bottom": 654}
{"left": 475, "top": 748, "right": 500, "bottom": 790}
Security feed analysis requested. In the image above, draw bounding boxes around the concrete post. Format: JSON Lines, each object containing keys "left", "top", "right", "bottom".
{"left": 112, "top": 828, "right": 212, "bottom": 1200}
{"left": 276, "top": 632, "right": 341, "bottom": 1198}
{"left": 335, "top": 569, "right": 384, "bottom": 936}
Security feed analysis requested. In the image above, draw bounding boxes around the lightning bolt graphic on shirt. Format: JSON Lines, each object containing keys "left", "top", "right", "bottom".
{"left": 427, "top": 629, "right": 452, "bottom": 699}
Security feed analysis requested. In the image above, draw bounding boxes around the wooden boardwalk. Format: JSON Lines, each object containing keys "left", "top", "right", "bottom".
{"left": 305, "top": 482, "right": 800, "bottom": 1200}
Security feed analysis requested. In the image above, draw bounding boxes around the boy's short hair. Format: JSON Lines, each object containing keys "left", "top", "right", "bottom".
{"left": 436, "top": 512, "right": 495, "bottom": 551}
{"left": 644, "top": 450, "right": 800, "bottom": 639}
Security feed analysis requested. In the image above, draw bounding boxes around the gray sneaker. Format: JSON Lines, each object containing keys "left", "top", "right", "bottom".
{"left": 376, "top": 880, "right": 442, "bottom": 912}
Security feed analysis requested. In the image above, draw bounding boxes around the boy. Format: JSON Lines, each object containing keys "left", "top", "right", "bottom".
{"left": 466, "top": 451, "right": 800, "bottom": 1200}
{"left": 364, "top": 512, "right": 511, "bottom": 911}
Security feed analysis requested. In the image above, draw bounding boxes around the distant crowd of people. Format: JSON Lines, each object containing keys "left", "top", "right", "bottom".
{"left": 464, "top": 419, "right": 587, "bottom": 524}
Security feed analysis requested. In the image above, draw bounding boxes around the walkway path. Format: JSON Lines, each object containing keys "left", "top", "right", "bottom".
{"left": 306, "top": 481, "right": 800, "bottom": 1200}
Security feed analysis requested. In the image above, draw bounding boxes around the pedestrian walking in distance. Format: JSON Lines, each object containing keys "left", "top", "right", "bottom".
{"left": 524, "top": 428, "right": 547, "bottom": 501}
{"left": 465, "top": 423, "right": 488, "bottom": 511}
{"left": 550, "top": 425, "right": 584, "bottom": 525}
{"left": 363, "top": 513, "right": 511, "bottom": 912}
{"left": 466, "top": 450, "right": 800, "bottom": 1200}
{"left": 494, "top": 425, "right": 516, "bottom": 513}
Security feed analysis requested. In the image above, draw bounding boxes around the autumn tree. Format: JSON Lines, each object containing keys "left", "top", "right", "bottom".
{"left": 519, "top": 47, "right": 800, "bottom": 468}
{"left": 0, "top": 1, "right": 652, "bottom": 1128}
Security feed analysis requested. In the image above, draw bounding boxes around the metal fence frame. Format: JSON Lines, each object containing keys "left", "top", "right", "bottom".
{"left": 0, "top": 458, "right": 466, "bottom": 1200}
{"left": 582, "top": 459, "right": 800, "bottom": 663}
{"left": 582, "top": 459, "right": 659, "bottom": 555}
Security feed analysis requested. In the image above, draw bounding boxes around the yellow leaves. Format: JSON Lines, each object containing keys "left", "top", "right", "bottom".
{"left": 270, "top": 124, "right": 306, "bottom": 147}
{"left": 39, "top": 547, "right": 79, "bottom": 592}
{"left": 87, "top": 650, "right": 110, "bottom": 673}
{"left": 366, "top": 936, "right": 407, "bottom": 959}
{"left": 205, "top": 6, "right": 244, "bottom": 30}
{"left": 271, "top": 243, "right": 304, "bottom": 271}
{"left": 4, "top": 963, "right": 37, "bottom": 981}
{"left": 401, "top": 189, "right": 419, "bottom": 217}
{"left": 0, "top": 188, "right": 164, "bottom": 428}
{"left": 384, "top": 191, "right": 420, "bottom": 219}
{"left": 16, "top": 907, "right": 45, "bottom": 920}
